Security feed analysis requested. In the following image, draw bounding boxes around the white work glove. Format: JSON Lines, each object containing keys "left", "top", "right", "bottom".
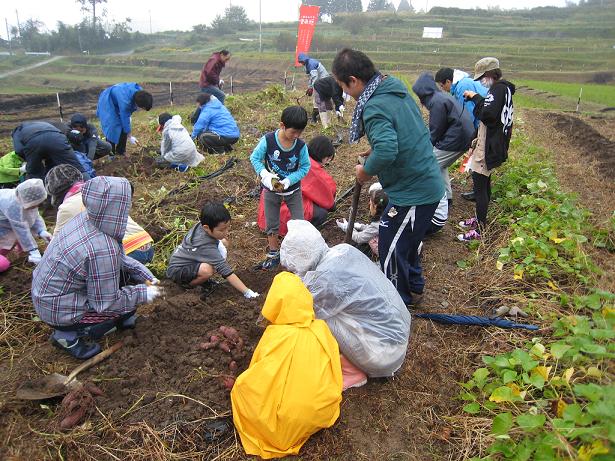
{"left": 19, "top": 163, "right": 27, "bottom": 174}
{"left": 336, "top": 105, "right": 345, "bottom": 118}
{"left": 243, "top": 289, "right": 259, "bottom": 299}
{"left": 28, "top": 249, "right": 42, "bottom": 265}
{"left": 150, "top": 277, "right": 160, "bottom": 285}
{"left": 218, "top": 240, "right": 228, "bottom": 260}
{"left": 218, "top": 79, "right": 224, "bottom": 89}
{"left": 129, "top": 136, "right": 138, "bottom": 145}
{"left": 146, "top": 285, "right": 162, "bottom": 303}
{"left": 280, "top": 178, "right": 291, "bottom": 190}
{"left": 259, "top": 170, "right": 279, "bottom": 191}
{"left": 336, "top": 218, "right": 348, "bottom": 232}
{"left": 39, "top": 231, "right": 52, "bottom": 243}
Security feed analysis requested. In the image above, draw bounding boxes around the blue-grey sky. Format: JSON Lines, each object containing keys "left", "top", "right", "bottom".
{"left": 2, "top": 0, "right": 575, "bottom": 35}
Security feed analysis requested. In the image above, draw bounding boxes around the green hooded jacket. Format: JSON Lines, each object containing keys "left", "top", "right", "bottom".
{"left": 0, "top": 152, "right": 23, "bottom": 185}
{"left": 362, "top": 76, "right": 444, "bottom": 206}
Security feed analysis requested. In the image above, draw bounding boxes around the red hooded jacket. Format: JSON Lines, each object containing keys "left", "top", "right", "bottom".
{"left": 258, "top": 158, "right": 336, "bottom": 236}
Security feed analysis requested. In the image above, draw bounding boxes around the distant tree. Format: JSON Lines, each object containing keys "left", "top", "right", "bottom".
{"left": 329, "top": 0, "right": 363, "bottom": 13}
{"left": 341, "top": 13, "right": 370, "bottom": 34}
{"left": 192, "top": 24, "right": 208, "bottom": 35}
{"left": 367, "top": 0, "right": 395, "bottom": 11}
{"left": 20, "top": 19, "right": 49, "bottom": 51}
{"left": 76, "top": 0, "right": 108, "bottom": 29}
{"left": 210, "top": 14, "right": 233, "bottom": 34}
{"left": 225, "top": 5, "right": 251, "bottom": 30}
{"left": 397, "top": 0, "right": 414, "bottom": 13}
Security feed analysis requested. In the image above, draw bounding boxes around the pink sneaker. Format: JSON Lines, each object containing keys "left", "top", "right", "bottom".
{"left": 458, "top": 217, "right": 479, "bottom": 229}
{"left": 457, "top": 229, "right": 481, "bottom": 242}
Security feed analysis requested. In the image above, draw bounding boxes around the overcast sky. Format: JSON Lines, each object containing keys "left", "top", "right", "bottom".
{"left": 2, "top": 0, "right": 575, "bottom": 35}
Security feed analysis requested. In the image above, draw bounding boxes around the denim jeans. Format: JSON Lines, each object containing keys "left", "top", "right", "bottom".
{"left": 201, "top": 85, "right": 226, "bottom": 104}
{"left": 128, "top": 245, "right": 155, "bottom": 264}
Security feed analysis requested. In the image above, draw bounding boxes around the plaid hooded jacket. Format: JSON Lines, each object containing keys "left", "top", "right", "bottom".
{"left": 32, "top": 176, "right": 154, "bottom": 326}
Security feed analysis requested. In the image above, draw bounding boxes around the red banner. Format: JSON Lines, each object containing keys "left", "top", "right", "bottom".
{"left": 295, "top": 5, "right": 320, "bottom": 66}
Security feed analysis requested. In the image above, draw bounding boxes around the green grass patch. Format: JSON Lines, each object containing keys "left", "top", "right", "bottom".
{"left": 518, "top": 80, "right": 615, "bottom": 107}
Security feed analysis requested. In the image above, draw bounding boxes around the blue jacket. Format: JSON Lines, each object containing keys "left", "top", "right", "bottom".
{"left": 191, "top": 97, "right": 240, "bottom": 139}
{"left": 412, "top": 73, "right": 475, "bottom": 152}
{"left": 450, "top": 70, "right": 488, "bottom": 129}
{"left": 298, "top": 53, "right": 329, "bottom": 87}
{"left": 96, "top": 83, "right": 141, "bottom": 144}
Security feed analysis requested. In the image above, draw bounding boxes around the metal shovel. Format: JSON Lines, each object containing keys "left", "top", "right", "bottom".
{"left": 16, "top": 341, "right": 123, "bottom": 400}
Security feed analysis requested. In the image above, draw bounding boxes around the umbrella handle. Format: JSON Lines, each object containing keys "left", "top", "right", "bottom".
{"left": 64, "top": 341, "right": 124, "bottom": 385}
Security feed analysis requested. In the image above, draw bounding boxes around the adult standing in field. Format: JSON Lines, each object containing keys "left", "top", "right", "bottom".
{"left": 199, "top": 50, "right": 231, "bottom": 104}
{"left": 313, "top": 76, "right": 346, "bottom": 129}
{"left": 191, "top": 94, "right": 240, "bottom": 154}
{"left": 435, "top": 67, "right": 488, "bottom": 202}
{"left": 96, "top": 83, "right": 153, "bottom": 157}
{"left": 412, "top": 72, "right": 474, "bottom": 206}
{"left": 458, "top": 57, "right": 515, "bottom": 242}
{"left": 331, "top": 48, "right": 444, "bottom": 307}
{"left": 297, "top": 53, "right": 330, "bottom": 124}
{"left": 11, "top": 121, "right": 89, "bottom": 181}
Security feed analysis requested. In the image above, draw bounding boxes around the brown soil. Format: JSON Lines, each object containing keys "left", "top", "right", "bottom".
{"left": 1, "top": 101, "right": 550, "bottom": 460}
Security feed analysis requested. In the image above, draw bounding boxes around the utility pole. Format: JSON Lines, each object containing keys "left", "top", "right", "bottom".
{"left": 149, "top": 10, "right": 152, "bottom": 34}
{"left": 5, "top": 18, "right": 12, "bottom": 55}
{"left": 259, "top": 0, "right": 262, "bottom": 53}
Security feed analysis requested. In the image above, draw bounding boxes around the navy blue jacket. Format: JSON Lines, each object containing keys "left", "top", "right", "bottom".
{"left": 412, "top": 72, "right": 475, "bottom": 152}
{"left": 12, "top": 122, "right": 87, "bottom": 181}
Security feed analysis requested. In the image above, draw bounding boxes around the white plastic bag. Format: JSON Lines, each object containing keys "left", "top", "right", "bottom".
{"left": 303, "top": 244, "right": 411, "bottom": 377}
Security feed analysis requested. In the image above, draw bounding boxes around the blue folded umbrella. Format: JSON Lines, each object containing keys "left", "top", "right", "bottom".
{"left": 414, "top": 313, "right": 539, "bottom": 331}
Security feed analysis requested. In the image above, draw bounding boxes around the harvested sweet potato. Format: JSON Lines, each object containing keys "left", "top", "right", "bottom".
{"left": 199, "top": 342, "right": 216, "bottom": 350}
{"left": 209, "top": 334, "right": 221, "bottom": 344}
{"left": 218, "top": 341, "right": 232, "bottom": 353}
{"left": 220, "top": 376, "right": 235, "bottom": 390}
{"left": 60, "top": 406, "right": 87, "bottom": 430}
{"left": 219, "top": 326, "right": 238, "bottom": 340}
{"left": 228, "top": 361, "right": 238, "bottom": 372}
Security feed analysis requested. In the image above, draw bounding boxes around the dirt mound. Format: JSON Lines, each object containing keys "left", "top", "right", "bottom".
{"left": 94, "top": 273, "right": 271, "bottom": 429}
{"left": 547, "top": 112, "right": 615, "bottom": 177}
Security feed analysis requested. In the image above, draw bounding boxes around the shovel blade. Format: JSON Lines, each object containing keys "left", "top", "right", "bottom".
{"left": 16, "top": 373, "right": 79, "bottom": 400}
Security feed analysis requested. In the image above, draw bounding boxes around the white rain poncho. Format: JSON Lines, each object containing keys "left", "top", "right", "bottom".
{"left": 161, "top": 115, "right": 204, "bottom": 167}
{"left": 0, "top": 179, "right": 48, "bottom": 252}
{"left": 281, "top": 220, "right": 411, "bottom": 377}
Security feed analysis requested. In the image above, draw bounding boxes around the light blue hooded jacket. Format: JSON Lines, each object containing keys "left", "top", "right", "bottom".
{"left": 96, "top": 82, "right": 141, "bottom": 144}
{"left": 191, "top": 97, "right": 240, "bottom": 139}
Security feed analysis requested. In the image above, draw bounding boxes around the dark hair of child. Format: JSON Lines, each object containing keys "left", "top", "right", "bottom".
{"left": 370, "top": 189, "right": 389, "bottom": 223}
{"left": 134, "top": 90, "right": 153, "bottom": 111}
{"left": 200, "top": 201, "right": 231, "bottom": 229}
{"left": 220, "top": 49, "right": 231, "bottom": 56}
{"left": 435, "top": 67, "right": 454, "bottom": 84}
{"left": 281, "top": 106, "right": 308, "bottom": 130}
{"left": 196, "top": 93, "right": 212, "bottom": 105}
{"left": 158, "top": 112, "right": 172, "bottom": 127}
{"left": 332, "top": 48, "right": 377, "bottom": 85}
{"left": 307, "top": 136, "right": 335, "bottom": 163}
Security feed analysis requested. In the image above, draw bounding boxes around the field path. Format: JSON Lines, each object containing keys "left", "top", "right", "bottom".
{"left": 0, "top": 56, "right": 63, "bottom": 79}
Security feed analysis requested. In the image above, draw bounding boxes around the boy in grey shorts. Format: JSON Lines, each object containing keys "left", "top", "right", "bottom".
{"left": 166, "top": 201, "right": 259, "bottom": 299}
{"left": 250, "top": 106, "right": 311, "bottom": 269}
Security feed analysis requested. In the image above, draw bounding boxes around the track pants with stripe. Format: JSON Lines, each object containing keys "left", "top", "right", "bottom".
{"left": 378, "top": 201, "right": 439, "bottom": 305}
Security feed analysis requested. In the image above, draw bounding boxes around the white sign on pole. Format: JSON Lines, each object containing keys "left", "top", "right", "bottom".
{"left": 422, "top": 27, "right": 443, "bottom": 39}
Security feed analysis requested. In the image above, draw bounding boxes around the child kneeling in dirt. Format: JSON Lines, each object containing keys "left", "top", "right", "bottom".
{"left": 336, "top": 182, "right": 388, "bottom": 257}
{"left": 156, "top": 112, "right": 204, "bottom": 172}
{"left": 250, "top": 106, "right": 310, "bottom": 269}
{"left": 166, "top": 201, "right": 259, "bottom": 300}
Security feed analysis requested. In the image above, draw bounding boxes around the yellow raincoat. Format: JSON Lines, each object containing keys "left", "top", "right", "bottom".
{"left": 231, "top": 272, "right": 342, "bottom": 459}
